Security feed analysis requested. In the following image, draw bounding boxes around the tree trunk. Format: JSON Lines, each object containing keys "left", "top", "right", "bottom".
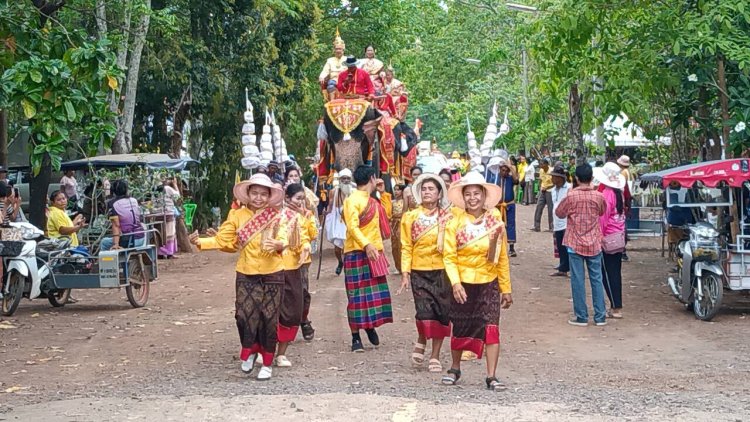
{"left": 176, "top": 217, "right": 193, "bottom": 252}
{"left": 697, "top": 86, "right": 720, "bottom": 161}
{"left": 29, "top": 152, "right": 52, "bottom": 230}
{"left": 113, "top": 0, "right": 150, "bottom": 154}
{"left": 108, "top": 2, "right": 131, "bottom": 117}
{"left": 717, "top": 54, "right": 731, "bottom": 159}
{"left": 568, "top": 83, "right": 584, "bottom": 163}
{"left": 0, "top": 109, "right": 8, "bottom": 168}
{"left": 94, "top": 0, "right": 107, "bottom": 36}
{"left": 170, "top": 84, "right": 192, "bottom": 157}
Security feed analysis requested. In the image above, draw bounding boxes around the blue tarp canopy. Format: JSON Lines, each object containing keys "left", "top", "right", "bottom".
{"left": 61, "top": 154, "right": 198, "bottom": 171}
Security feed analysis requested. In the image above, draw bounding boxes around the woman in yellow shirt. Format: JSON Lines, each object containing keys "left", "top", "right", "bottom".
{"left": 275, "top": 183, "right": 313, "bottom": 367}
{"left": 46, "top": 190, "right": 85, "bottom": 246}
{"left": 298, "top": 190, "right": 320, "bottom": 342}
{"left": 189, "top": 174, "right": 287, "bottom": 381}
{"left": 441, "top": 171, "right": 513, "bottom": 391}
{"left": 398, "top": 174, "right": 453, "bottom": 373}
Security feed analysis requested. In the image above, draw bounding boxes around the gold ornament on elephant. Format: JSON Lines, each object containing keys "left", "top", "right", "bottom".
{"left": 324, "top": 98, "right": 370, "bottom": 141}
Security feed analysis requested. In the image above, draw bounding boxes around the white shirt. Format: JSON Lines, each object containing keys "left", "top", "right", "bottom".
{"left": 552, "top": 182, "right": 571, "bottom": 231}
{"left": 524, "top": 164, "right": 536, "bottom": 182}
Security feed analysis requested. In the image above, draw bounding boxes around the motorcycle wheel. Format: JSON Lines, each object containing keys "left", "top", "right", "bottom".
{"left": 125, "top": 255, "right": 149, "bottom": 308}
{"left": 1, "top": 272, "right": 25, "bottom": 316}
{"left": 693, "top": 272, "right": 723, "bottom": 321}
{"left": 47, "top": 289, "right": 71, "bottom": 307}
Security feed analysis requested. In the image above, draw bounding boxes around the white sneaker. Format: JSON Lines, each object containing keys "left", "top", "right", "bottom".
{"left": 241, "top": 353, "right": 257, "bottom": 373}
{"left": 257, "top": 365, "right": 273, "bottom": 380}
{"left": 275, "top": 355, "right": 292, "bottom": 367}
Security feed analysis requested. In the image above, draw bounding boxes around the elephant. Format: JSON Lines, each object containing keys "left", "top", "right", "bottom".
{"left": 321, "top": 104, "right": 420, "bottom": 189}
{"left": 322, "top": 105, "right": 381, "bottom": 173}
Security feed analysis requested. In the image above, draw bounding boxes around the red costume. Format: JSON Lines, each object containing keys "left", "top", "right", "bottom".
{"left": 337, "top": 67, "right": 375, "bottom": 97}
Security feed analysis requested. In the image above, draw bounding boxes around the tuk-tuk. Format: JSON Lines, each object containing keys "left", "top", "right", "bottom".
{"left": 641, "top": 159, "right": 750, "bottom": 321}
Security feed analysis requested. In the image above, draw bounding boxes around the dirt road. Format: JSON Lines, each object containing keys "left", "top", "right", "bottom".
{"left": 2, "top": 205, "right": 749, "bottom": 420}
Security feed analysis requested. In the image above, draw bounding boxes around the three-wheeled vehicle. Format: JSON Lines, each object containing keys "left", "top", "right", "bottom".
{"left": 1, "top": 222, "right": 157, "bottom": 316}
{"left": 642, "top": 159, "right": 750, "bottom": 321}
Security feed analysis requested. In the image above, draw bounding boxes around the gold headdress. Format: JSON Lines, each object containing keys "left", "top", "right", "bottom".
{"left": 333, "top": 27, "right": 345, "bottom": 50}
{"left": 386, "top": 60, "right": 395, "bottom": 73}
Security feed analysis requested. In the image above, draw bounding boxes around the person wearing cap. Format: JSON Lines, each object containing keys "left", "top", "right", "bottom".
{"left": 342, "top": 165, "right": 393, "bottom": 353}
{"left": 325, "top": 168, "right": 354, "bottom": 275}
{"left": 615, "top": 155, "right": 633, "bottom": 261}
{"left": 554, "top": 164, "right": 607, "bottom": 327}
{"left": 485, "top": 156, "right": 519, "bottom": 257}
{"left": 549, "top": 165, "right": 572, "bottom": 277}
{"left": 189, "top": 174, "right": 288, "bottom": 381}
{"left": 336, "top": 56, "right": 375, "bottom": 100}
{"left": 274, "top": 183, "right": 314, "bottom": 367}
{"left": 441, "top": 171, "right": 513, "bottom": 391}
{"left": 533, "top": 159, "right": 554, "bottom": 232}
{"left": 595, "top": 162, "right": 627, "bottom": 319}
{"left": 267, "top": 161, "right": 284, "bottom": 184}
{"left": 398, "top": 174, "right": 455, "bottom": 373}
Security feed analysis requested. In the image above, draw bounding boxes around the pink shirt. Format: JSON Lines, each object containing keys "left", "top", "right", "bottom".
{"left": 599, "top": 187, "right": 625, "bottom": 237}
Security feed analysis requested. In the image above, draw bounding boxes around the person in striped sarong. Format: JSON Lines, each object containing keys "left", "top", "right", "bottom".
{"left": 342, "top": 165, "right": 393, "bottom": 353}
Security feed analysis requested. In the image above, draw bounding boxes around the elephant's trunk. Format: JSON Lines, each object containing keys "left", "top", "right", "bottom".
{"left": 334, "top": 140, "right": 365, "bottom": 172}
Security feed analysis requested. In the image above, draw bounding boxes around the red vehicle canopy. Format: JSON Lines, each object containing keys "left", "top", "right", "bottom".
{"left": 640, "top": 159, "right": 750, "bottom": 188}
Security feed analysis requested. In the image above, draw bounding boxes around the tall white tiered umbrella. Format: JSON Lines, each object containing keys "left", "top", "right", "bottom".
{"left": 240, "top": 88, "right": 261, "bottom": 170}
{"left": 480, "top": 102, "right": 498, "bottom": 162}
{"left": 259, "top": 108, "right": 274, "bottom": 165}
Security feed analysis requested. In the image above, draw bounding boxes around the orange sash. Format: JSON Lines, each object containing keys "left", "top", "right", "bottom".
{"left": 455, "top": 212, "right": 505, "bottom": 264}
{"left": 236, "top": 207, "right": 280, "bottom": 249}
{"left": 411, "top": 209, "right": 439, "bottom": 243}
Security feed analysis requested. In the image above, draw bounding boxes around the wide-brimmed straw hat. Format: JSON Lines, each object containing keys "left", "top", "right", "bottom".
{"left": 594, "top": 162, "right": 626, "bottom": 190}
{"left": 412, "top": 173, "right": 449, "bottom": 209}
{"left": 233, "top": 173, "right": 284, "bottom": 207}
{"left": 447, "top": 171, "right": 502, "bottom": 210}
{"left": 616, "top": 155, "right": 631, "bottom": 168}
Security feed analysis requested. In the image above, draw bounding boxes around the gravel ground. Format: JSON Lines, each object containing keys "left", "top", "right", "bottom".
{"left": 1, "top": 205, "right": 749, "bottom": 420}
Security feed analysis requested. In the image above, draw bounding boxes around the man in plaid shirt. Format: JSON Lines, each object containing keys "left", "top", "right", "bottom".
{"left": 554, "top": 164, "right": 608, "bottom": 326}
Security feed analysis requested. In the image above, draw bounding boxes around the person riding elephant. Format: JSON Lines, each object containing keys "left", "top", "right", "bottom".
{"left": 319, "top": 30, "right": 347, "bottom": 101}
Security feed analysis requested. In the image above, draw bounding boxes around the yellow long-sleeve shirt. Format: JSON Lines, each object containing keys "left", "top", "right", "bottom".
{"left": 281, "top": 210, "right": 312, "bottom": 271}
{"left": 343, "top": 189, "right": 383, "bottom": 253}
{"left": 380, "top": 192, "right": 393, "bottom": 220}
{"left": 539, "top": 167, "right": 554, "bottom": 191}
{"left": 400, "top": 206, "right": 445, "bottom": 273}
{"left": 197, "top": 207, "right": 287, "bottom": 276}
{"left": 443, "top": 208, "right": 511, "bottom": 293}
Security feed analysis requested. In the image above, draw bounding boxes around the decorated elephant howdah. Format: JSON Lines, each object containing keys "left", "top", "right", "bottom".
{"left": 316, "top": 99, "right": 419, "bottom": 186}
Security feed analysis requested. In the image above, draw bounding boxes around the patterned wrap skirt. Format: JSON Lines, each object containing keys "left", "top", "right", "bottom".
{"left": 235, "top": 271, "right": 284, "bottom": 366}
{"left": 344, "top": 251, "right": 393, "bottom": 330}
{"left": 410, "top": 269, "right": 451, "bottom": 339}
{"left": 449, "top": 279, "right": 501, "bottom": 358}
{"left": 278, "top": 268, "right": 304, "bottom": 343}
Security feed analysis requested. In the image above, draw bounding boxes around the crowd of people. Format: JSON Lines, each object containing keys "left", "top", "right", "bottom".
{"left": 181, "top": 145, "right": 640, "bottom": 389}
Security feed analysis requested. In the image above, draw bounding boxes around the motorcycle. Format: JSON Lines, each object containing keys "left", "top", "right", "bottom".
{"left": 1, "top": 222, "right": 86, "bottom": 316}
{"left": 668, "top": 222, "right": 724, "bottom": 321}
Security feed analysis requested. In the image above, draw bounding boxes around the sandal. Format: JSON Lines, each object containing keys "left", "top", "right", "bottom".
{"left": 240, "top": 353, "right": 257, "bottom": 374}
{"left": 411, "top": 342, "right": 426, "bottom": 365}
{"left": 428, "top": 358, "right": 442, "bottom": 373}
{"left": 441, "top": 368, "right": 461, "bottom": 385}
{"left": 486, "top": 377, "right": 507, "bottom": 391}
